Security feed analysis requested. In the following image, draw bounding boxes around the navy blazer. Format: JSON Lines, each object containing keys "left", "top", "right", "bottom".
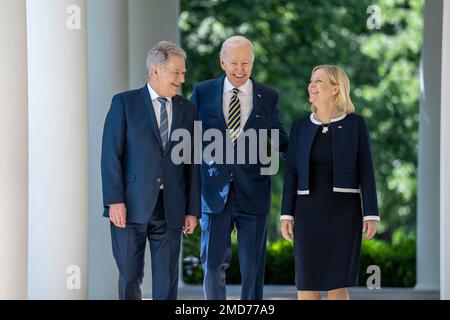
{"left": 190, "top": 76, "right": 288, "bottom": 215}
{"left": 281, "top": 113, "right": 379, "bottom": 219}
{"left": 101, "top": 85, "right": 201, "bottom": 227}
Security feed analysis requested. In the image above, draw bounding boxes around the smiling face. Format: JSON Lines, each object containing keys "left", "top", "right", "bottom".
{"left": 149, "top": 54, "right": 186, "bottom": 98}
{"left": 308, "top": 68, "right": 339, "bottom": 108}
{"left": 220, "top": 44, "right": 254, "bottom": 88}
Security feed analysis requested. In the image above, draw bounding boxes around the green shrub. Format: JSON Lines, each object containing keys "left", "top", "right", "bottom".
{"left": 359, "top": 228, "right": 416, "bottom": 287}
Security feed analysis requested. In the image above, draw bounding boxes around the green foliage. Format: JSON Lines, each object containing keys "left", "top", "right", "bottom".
{"left": 264, "top": 239, "right": 295, "bottom": 284}
{"left": 180, "top": 0, "right": 423, "bottom": 241}
{"left": 359, "top": 227, "right": 416, "bottom": 287}
{"left": 180, "top": 0, "right": 423, "bottom": 285}
{"left": 182, "top": 227, "right": 203, "bottom": 284}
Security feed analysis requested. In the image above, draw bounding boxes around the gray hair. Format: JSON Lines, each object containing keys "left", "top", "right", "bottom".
{"left": 220, "top": 36, "right": 255, "bottom": 62}
{"left": 146, "top": 41, "right": 186, "bottom": 76}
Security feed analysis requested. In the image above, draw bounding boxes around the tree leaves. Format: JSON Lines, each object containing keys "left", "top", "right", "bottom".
{"left": 180, "top": 0, "right": 423, "bottom": 239}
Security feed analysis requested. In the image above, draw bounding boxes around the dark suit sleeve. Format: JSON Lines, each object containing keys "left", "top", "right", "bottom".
{"left": 190, "top": 85, "right": 199, "bottom": 106}
{"left": 185, "top": 101, "right": 201, "bottom": 217}
{"left": 270, "top": 92, "right": 289, "bottom": 158}
{"left": 358, "top": 116, "right": 379, "bottom": 218}
{"left": 280, "top": 120, "right": 298, "bottom": 216}
{"left": 101, "top": 95, "right": 126, "bottom": 208}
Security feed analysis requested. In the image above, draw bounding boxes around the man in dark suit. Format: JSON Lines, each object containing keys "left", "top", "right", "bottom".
{"left": 190, "top": 36, "right": 288, "bottom": 300}
{"left": 101, "top": 41, "right": 200, "bottom": 300}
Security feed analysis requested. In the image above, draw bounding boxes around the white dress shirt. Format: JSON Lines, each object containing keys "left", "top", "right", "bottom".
{"left": 222, "top": 77, "right": 253, "bottom": 128}
{"left": 147, "top": 83, "right": 173, "bottom": 189}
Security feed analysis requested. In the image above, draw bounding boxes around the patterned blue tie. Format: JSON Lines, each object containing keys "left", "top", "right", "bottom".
{"left": 157, "top": 97, "right": 169, "bottom": 149}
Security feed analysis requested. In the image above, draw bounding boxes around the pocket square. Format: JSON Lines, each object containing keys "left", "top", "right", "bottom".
{"left": 256, "top": 113, "right": 264, "bottom": 118}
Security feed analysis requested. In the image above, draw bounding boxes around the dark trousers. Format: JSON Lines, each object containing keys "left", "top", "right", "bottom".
{"left": 200, "top": 184, "right": 268, "bottom": 300}
{"left": 110, "top": 191, "right": 182, "bottom": 300}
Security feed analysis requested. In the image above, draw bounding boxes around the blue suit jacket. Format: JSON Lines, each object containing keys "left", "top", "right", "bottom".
{"left": 101, "top": 85, "right": 201, "bottom": 227}
{"left": 190, "top": 76, "right": 288, "bottom": 215}
{"left": 281, "top": 113, "right": 379, "bottom": 219}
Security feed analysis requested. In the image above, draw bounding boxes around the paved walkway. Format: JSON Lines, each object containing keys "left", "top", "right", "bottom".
{"left": 178, "top": 285, "right": 440, "bottom": 300}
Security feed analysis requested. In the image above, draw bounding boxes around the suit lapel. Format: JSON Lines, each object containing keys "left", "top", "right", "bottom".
{"left": 139, "top": 85, "right": 164, "bottom": 151}
{"left": 305, "top": 119, "right": 320, "bottom": 156}
{"left": 165, "top": 95, "right": 184, "bottom": 156}
{"left": 243, "top": 78, "right": 262, "bottom": 131}
{"left": 215, "top": 76, "right": 227, "bottom": 130}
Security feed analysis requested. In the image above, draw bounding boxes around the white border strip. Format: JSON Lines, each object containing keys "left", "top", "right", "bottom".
{"left": 363, "top": 215, "right": 380, "bottom": 221}
{"left": 333, "top": 187, "right": 360, "bottom": 193}
{"left": 310, "top": 112, "right": 347, "bottom": 125}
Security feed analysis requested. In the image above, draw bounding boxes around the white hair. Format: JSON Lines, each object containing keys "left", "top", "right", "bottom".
{"left": 220, "top": 36, "right": 255, "bottom": 62}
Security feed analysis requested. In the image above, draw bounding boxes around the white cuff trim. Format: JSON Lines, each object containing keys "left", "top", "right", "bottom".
{"left": 280, "top": 215, "right": 294, "bottom": 221}
{"left": 297, "top": 190, "right": 310, "bottom": 195}
{"left": 363, "top": 215, "right": 380, "bottom": 221}
{"left": 333, "top": 187, "right": 360, "bottom": 193}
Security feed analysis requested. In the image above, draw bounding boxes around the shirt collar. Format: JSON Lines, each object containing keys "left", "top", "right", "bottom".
{"left": 223, "top": 77, "right": 252, "bottom": 96}
{"left": 147, "top": 83, "right": 172, "bottom": 104}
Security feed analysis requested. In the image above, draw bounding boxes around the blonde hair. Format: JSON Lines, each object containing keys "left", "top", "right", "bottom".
{"left": 310, "top": 65, "right": 355, "bottom": 114}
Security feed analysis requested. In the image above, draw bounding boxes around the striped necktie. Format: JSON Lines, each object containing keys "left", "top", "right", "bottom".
{"left": 227, "top": 88, "right": 241, "bottom": 143}
{"left": 157, "top": 97, "right": 169, "bottom": 150}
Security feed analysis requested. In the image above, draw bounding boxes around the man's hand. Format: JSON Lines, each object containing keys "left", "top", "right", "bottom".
{"left": 183, "top": 215, "right": 198, "bottom": 235}
{"left": 280, "top": 219, "right": 294, "bottom": 242}
{"left": 109, "top": 203, "right": 127, "bottom": 228}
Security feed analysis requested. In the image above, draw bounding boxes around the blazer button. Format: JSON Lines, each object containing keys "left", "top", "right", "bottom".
{"left": 156, "top": 177, "right": 162, "bottom": 183}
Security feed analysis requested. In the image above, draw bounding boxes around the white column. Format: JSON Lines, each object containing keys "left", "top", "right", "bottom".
{"left": 27, "top": 0, "right": 89, "bottom": 299}
{"left": 0, "top": 0, "right": 28, "bottom": 299}
{"left": 87, "top": 0, "right": 129, "bottom": 299}
{"left": 127, "top": 0, "right": 181, "bottom": 298}
{"left": 440, "top": 0, "right": 450, "bottom": 301}
{"left": 416, "top": 0, "right": 442, "bottom": 291}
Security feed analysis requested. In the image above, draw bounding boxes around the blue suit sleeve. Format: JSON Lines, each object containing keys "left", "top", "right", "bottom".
{"left": 185, "top": 101, "right": 201, "bottom": 217}
{"left": 270, "top": 92, "right": 289, "bottom": 158}
{"left": 190, "top": 85, "right": 199, "bottom": 106}
{"left": 280, "top": 120, "right": 298, "bottom": 216}
{"left": 358, "top": 116, "right": 379, "bottom": 218}
{"left": 101, "top": 95, "right": 126, "bottom": 208}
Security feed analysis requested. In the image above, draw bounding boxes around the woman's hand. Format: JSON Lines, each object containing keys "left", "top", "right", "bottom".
{"left": 363, "top": 220, "right": 378, "bottom": 240}
{"left": 280, "top": 219, "right": 294, "bottom": 242}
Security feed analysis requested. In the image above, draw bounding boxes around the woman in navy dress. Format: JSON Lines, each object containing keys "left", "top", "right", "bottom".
{"left": 280, "top": 65, "right": 379, "bottom": 300}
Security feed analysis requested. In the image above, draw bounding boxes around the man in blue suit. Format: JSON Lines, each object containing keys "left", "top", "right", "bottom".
{"left": 101, "top": 41, "right": 200, "bottom": 300}
{"left": 190, "top": 36, "right": 288, "bottom": 300}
